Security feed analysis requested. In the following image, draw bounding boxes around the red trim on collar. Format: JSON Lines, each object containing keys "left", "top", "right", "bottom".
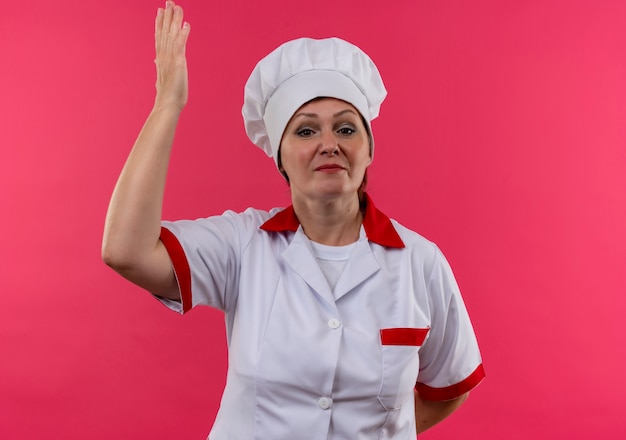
{"left": 260, "top": 193, "right": 405, "bottom": 248}
{"left": 260, "top": 205, "right": 300, "bottom": 232}
{"left": 361, "top": 193, "right": 405, "bottom": 248}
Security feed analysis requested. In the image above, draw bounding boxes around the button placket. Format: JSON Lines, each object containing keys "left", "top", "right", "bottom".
{"left": 318, "top": 397, "right": 332, "bottom": 410}
{"left": 327, "top": 318, "right": 341, "bottom": 329}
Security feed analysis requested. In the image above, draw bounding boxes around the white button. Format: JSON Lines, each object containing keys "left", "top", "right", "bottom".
{"left": 327, "top": 319, "right": 341, "bottom": 329}
{"left": 318, "top": 397, "right": 332, "bottom": 410}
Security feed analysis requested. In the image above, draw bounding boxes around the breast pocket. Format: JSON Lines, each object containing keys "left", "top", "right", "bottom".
{"left": 378, "top": 328, "right": 429, "bottom": 410}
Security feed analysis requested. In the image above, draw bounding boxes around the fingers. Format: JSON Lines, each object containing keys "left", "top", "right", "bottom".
{"left": 171, "top": 3, "right": 184, "bottom": 34}
{"left": 152, "top": 2, "right": 191, "bottom": 110}
{"left": 160, "top": 2, "right": 173, "bottom": 54}
{"left": 176, "top": 20, "right": 191, "bottom": 57}
{"left": 155, "top": 2, "right": 189, "bottom": 56}
{"left": 155, "top": 8, "right": 164, "bottom": 54}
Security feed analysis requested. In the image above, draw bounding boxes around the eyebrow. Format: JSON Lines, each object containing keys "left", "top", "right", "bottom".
{"left": 293, "top": 108, "right": 359, "bottom": 120}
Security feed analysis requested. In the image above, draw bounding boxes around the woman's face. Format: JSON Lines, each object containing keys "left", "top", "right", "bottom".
{"left": 279, "top": 97, "right": 371, "bottom": 203}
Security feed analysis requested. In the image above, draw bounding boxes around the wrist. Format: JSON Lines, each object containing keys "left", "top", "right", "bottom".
{"left": 151, "top": 98, "right": 185, "bottom": 117}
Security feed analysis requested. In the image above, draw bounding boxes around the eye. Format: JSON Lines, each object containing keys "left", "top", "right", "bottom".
{"left": 296, "top": 127, "right": 316, "bottom": 137}
{"left": 337, "top": 125, "right": 356, "bottom": 136}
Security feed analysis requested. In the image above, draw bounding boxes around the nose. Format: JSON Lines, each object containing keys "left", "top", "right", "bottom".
{"left": 319, "top": 130, "right": 339, "bottom": 156}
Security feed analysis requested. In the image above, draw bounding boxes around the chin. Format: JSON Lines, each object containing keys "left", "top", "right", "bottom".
{"left": 313, "top": 184, "right": 359, "bottom": 199}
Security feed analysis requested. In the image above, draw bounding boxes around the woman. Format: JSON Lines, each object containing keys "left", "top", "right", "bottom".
{"left": 102, "top": 2, "right": 485, "bottom": 438}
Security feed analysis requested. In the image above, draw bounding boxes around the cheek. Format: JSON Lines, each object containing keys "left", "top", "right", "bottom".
{"left": 357, "top": 149, "right": 373, "bottom": 169}
{"left": 280, "top": 145, "right": 311, "bottom": 176}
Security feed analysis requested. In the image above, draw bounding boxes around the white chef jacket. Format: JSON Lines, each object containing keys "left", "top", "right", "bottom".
{"left": 156, "top": 194, "right": 484, "bottom": 439}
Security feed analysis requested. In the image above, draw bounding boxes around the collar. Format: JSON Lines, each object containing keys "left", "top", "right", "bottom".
{"left": 260, "top": 193, "right": 405, "bottom": 248}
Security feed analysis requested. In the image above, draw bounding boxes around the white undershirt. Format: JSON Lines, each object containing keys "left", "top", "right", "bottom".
{"left": 309, "top": 240, "right": 356, "bottom": 295}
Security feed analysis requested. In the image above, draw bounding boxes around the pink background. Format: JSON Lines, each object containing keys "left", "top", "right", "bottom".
{"left": 2, "top": 0, "right": 625, "bottom": 438}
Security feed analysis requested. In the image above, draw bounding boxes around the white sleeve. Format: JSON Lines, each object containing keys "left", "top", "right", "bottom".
{"left": 155, "top": 208, "right": 270, "bottom": 314}
{"left": 416, "top": 247, "right": 485, "bottom": 400}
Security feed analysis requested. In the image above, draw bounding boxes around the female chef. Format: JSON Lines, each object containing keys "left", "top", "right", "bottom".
{"left": 102, "top": 2, "right": 485, "bottom": 438}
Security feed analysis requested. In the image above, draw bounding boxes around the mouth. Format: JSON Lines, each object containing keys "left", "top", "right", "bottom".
{"left": 315, "top": 164, "right": 345, "bottom": 171}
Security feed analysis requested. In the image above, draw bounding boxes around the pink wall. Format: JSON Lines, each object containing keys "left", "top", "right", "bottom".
{"left": 2, "top": 0, "right": 625, "bottom": 438}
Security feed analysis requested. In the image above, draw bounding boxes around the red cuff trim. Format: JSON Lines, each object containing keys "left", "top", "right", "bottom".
{"left": 381, "top": 328, "right": 429, "bottom": 346}
{"left": 159, "top": 227, "right": 192, "bottom": 314}
{"left": 417, "top": 364, "right": 485, "bottom": 401}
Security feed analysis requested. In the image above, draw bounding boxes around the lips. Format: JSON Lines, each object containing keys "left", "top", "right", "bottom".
{"left": 315, "top": 164, "right": 345, "bottom": 171}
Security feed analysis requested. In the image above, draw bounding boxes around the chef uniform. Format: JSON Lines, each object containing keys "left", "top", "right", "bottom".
{"left": 155, "top": 37, "right": 485, "bottom": 439}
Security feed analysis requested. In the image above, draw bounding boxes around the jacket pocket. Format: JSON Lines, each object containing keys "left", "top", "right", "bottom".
{"left": 377, "top": 328, "right": 429, "bottom": 410}
{"left": 380, "top": 328, "right": 429, "bottom": 346}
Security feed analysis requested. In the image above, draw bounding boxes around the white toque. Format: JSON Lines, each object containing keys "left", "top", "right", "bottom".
{"left": 242, "top": 37, "right": 387, "bottom": 165}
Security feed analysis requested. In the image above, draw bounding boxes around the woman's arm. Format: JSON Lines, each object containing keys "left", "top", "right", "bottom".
{"left": 101, "top": 2, "right": 190, "bottom": 300}
{"left": 414, "top": 390, "right": 469, "bottom": 434}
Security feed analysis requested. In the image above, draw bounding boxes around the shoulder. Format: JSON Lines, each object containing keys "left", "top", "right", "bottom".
{"left": 223, "top": 206, "right": 277, "bottom": 227}
{"left": 162, "top": 207, "right": 287, "bottom": 248}
{"left": 387, "top": 218, "right": 455, "bottom": 278}
{"left": 389, "top": 219, "right": 439, "bottom": 256}
{"left": 164, "top": 207, "right": 280, "bottom": 229}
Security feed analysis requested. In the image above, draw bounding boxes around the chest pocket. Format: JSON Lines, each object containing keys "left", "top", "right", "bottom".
{"left": 377, "top": 328, "right": 429, "bottom": 410}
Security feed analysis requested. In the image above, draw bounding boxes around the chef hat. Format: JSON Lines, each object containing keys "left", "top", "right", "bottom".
{"left": 242, "top": 37, "right": 387, "bottom": 165}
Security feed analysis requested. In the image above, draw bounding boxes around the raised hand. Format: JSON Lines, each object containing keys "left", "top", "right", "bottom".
{"left": 154, "top": 1, "right": 191, "bottom": 111}
{"left": 102, "top": 2, "right": 192, "bottom": 300}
